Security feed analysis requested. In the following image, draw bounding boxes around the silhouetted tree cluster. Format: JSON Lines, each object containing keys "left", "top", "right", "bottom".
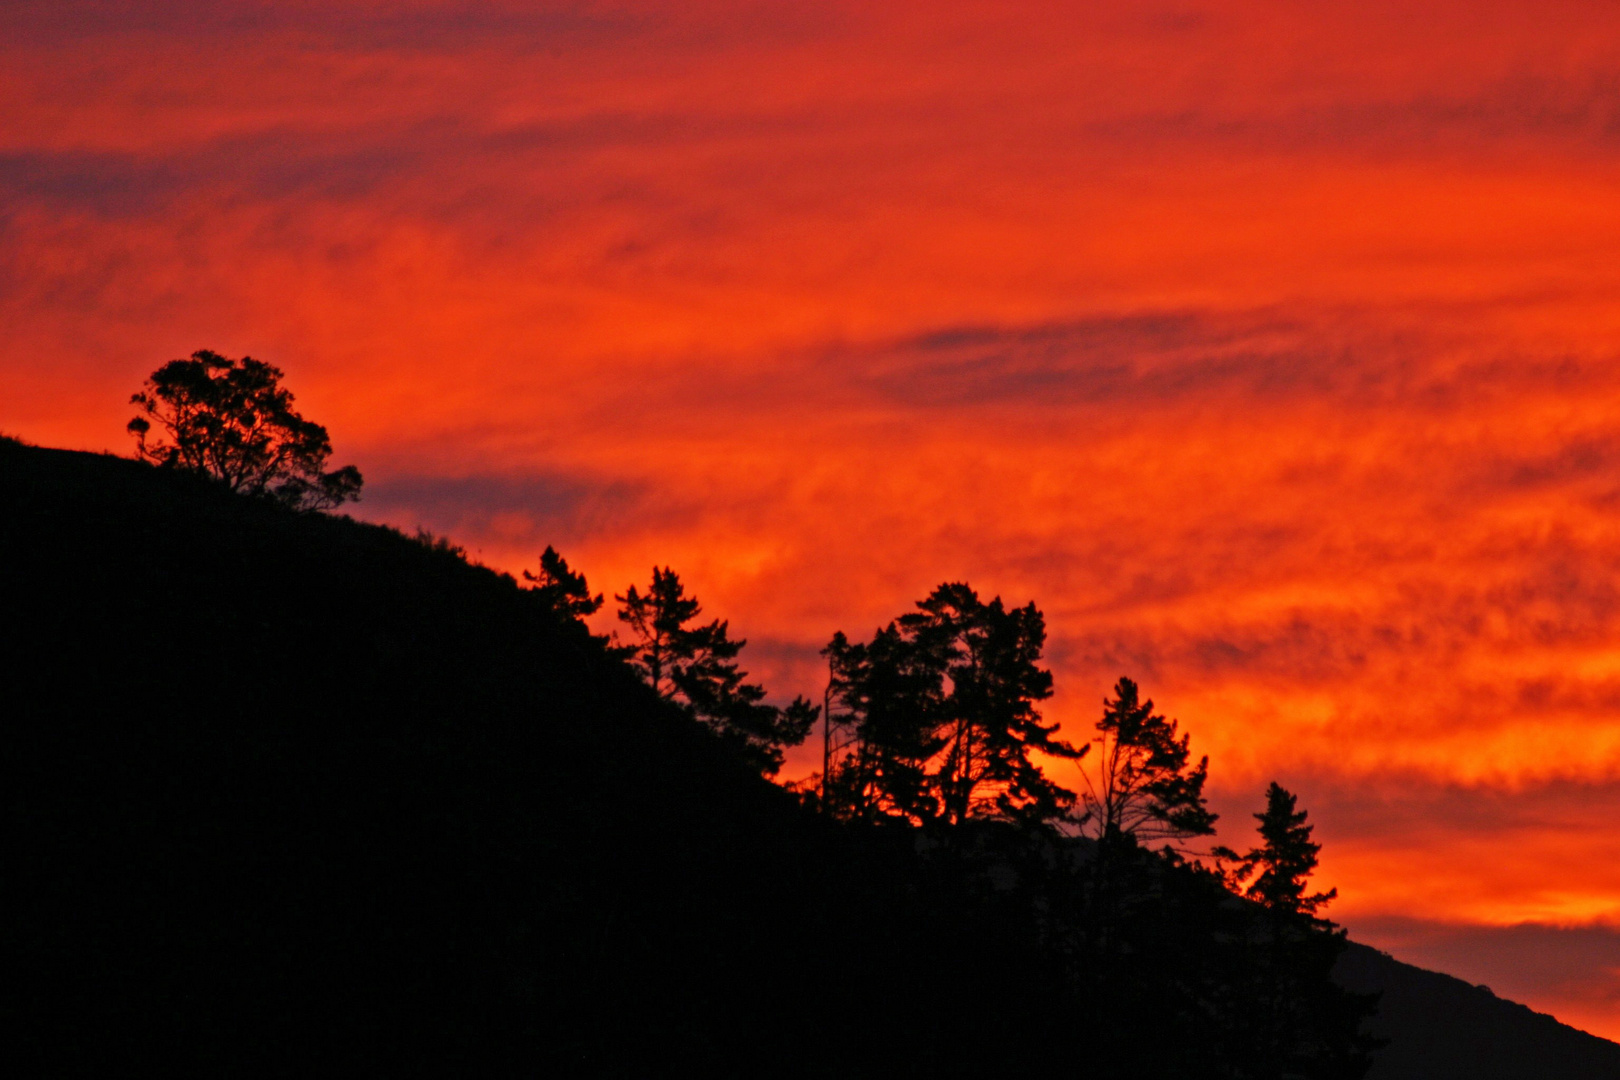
{"left": 816, "top": 582, "right": 1084, "bottom": 827}
{"left": 1062, "top": 690, "right": 1375, "bottom": 1077}
{"left": 792, "top": 585, "right": 1376, "bottom": 1077}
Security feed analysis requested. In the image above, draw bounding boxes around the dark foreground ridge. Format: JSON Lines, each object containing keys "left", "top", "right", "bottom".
{"left": 1335, "top": 944, "right": 1620, "bottom": 1079}
{"left": 3, "top": 439, "right": 1616, "bottom": 1077}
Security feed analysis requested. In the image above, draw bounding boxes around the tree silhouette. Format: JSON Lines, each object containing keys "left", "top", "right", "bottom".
{"left": 1216, "top": 782, "right": 1338, "bottom": 918}
{"left": 1079, "top": 677, "right": 1216, "bottom": 847}
{"left": 127, "top": 350, "right": 362, "bottom": 511}
{"left": 1212, "top": 784, "right": 1376, "bottom": 1077}
{"left": 616, "top": 566, "right": 815, "bottom": 775}
{"left": 821, "top": 626, "right": 947, "bottom": 822}
{"left": 820, "top": 583, "right": 1083, "bottom": 827}
{"left": 915, "top": 584, "right": 1084, "bottom": 826}
{"left": 523, "top": 545, "right": 603, "bottom": 621}
{"left": 617, "top": 567, "right": 703, "bottom": 698}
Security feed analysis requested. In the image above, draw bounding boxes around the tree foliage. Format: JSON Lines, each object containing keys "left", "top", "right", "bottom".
{"left": 822, "top": 625, "right": 949, "bottom": 823}
{"left": 617, "top": 566, "right": 701, "bottom": 698}
{"left": 1207, "top": 783, "right": 1377, "bottom": 1077}
{"left": 1216, "top": 781, "right": 1338, "bottom": 918}
{"left": 523, "top": 545, "right": 604, "bottom": 622}
{"left": 1079, "top": 676, "right": 1216, "bottom": 847}
{"left": 616, "top": 566, "right": 815, "bottom": 776}
{"left": 127, "top": 350, "right": 363, "bottom": 511}
{"left": 820, "top": 583, "right": 1084, "bottom": 828}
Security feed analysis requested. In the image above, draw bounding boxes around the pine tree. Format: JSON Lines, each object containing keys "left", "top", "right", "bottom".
{"left": 522, "top": 546, "right": 603, "bottom": 622}
{"left": 819, "top": 583, "right": 1083, "bottom": 827}
{"left": 616, "top": 567, "right": 815, "bottom": 776}
{"left": 913, "top": 584, "right": 1084, "bottom": 826}
{"left": 821, "top": 626, "right": 948, "bottom": 823}
{"left": 1079, "top": 677, "right": 1216, "bottom": 848}
{"left": 1212, "top": 783, "right": 1377, "bottom": 1079}
{"left": 616, "top": 567, "right": 697, "bottom": 698}
{"left": 1215, "top": 782, "right": 1337, "bottom": 917}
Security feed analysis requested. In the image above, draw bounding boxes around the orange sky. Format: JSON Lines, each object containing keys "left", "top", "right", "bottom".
{"left": 6, "top": 0, "right": 1620, "bottom": 1038}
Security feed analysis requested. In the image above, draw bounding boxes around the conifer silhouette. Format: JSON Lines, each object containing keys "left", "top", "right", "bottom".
{"left": 523, "top": 545, "right": 603, "bottom": 622}
{"left": 822, "top": 625, "right": 948, "bottom": 822}
{"left": 1212, "top": 783, "right": 1377, "bottom": 1076}
{"left": 1079, "top": 676, "right": 1216, "bottom": 847}
{"left": 616, "top": 567, "right": 814, "bottom": 775}
{"left": 820, "top": 583, "right": 1082, "bottom": 826}
{"left": 1215, "top": 781, "right": 1338, "bottom": 917}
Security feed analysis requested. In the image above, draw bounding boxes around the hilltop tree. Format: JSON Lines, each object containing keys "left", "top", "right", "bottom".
{"left": 821, "top": 626, "right": 948, "bottom": 823}
{"left": 1215, "top": 782, "right": 1337, "bottom": 918}
{"left": 917, "top": 584, "right": 1084, "bottom": 826}
{"left": 127, "top": 349, "right": 362, "bottom": 511}
{"left": 616, "top": 567, "right": 815, "bottom": 776}
{"left": 820, "top": 583, "right": 1083, "bottom": 828}
{"left": 523, "top": 545, "right": 603, "bottom": 622}
{"left": 1079, "top": 677, "right": 1215, "bottom": 848}
{"left": 616, "top": 567, "right": 703, "bottom": 698}
{"left": 1212, "top": 784, "right": 1376, "bottom": 1077}
{"left": 676, "top": 651, "right": 819, "bottom": 779}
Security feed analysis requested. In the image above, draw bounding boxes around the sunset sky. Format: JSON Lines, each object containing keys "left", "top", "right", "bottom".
{"left": 7, "top": 0, "right": 1620, "bottom": 1037}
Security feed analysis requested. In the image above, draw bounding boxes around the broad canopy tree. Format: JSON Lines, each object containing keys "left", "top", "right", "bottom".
{"left": 128, "top": 350, "right": 362, "bottom": 511}
{"left": 616, "top": 566, "right": 815, "bottom": 776}
{"left": 821, "top": 582, "right": 1084, "bottom": 828}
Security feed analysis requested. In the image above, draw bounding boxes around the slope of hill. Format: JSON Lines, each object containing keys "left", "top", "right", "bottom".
{"left": 0, "top": 439, "right": 1071, "bottom": 1075}
{"left": 3, "top": 437, "right": 1616, "bottom": 1076}
{"left": 1335, "top": 943, "right": 1620, "bottom": 1079}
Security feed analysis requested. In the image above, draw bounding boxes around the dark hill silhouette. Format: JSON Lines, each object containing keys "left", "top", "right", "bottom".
{"left": 1335, "top": 943, "right": 1620, "bottom": 1079}
{"left": 0, "top": 439, "right": 1079, "bottom": 1075}
{"left": 3, "top": 436, "right": 1617, "bottom": 1076}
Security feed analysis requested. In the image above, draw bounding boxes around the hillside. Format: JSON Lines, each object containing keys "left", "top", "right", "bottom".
{"left": 1336, "top": 943, "right": 1620, "bottom": 1079}
{"left": 0, "top": 439, "right": 1075, "bottom": 1075}
{"left": 3, "top": 438, "right": 1617, "bottom": 1076}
